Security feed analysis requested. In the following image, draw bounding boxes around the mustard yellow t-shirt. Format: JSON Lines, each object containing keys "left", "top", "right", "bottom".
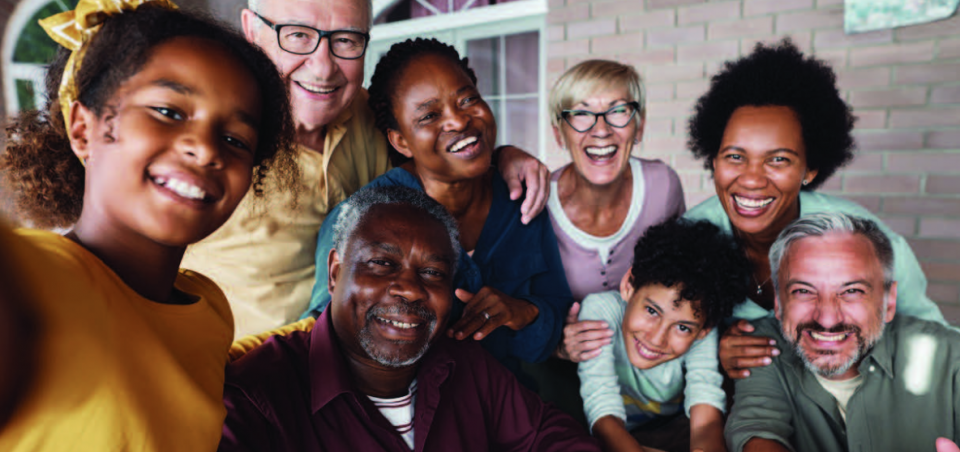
{"left": 182, "top": 89, "right": 390, "bottom": 338}
{"left": 0, "top": 227, "right": 234, "bottom": 452}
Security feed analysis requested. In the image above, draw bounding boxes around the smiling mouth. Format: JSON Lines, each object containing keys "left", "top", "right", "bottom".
{"left": 448, "top": 136, "right": 478, "bottom": 153}
{"left": 634, "top": 338, "right": 666, "bottom": 360}
{"left": 295, "top": 81, "right": 339, "bottom": 95}
{"left": 151, "top": 176, "right": 211, "bottom": 202}
{"left": 376, "top": 316, "right": 421, "bottom": 330}
{"left": 807, "top": 331, "right": 851, "bottom": 342}
{"left": 733, "top": 195, "right": 774, "bottom": 209}
{"left": 585, "top": 145, "right": 617, "bottom": 161}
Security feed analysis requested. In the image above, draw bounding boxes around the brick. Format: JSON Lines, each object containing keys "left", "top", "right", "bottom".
{"left": 849, "top": 87, "right": 927, "bottom": 109}
{"left": 549, "top": 39, "right": 590, "bottom": 57}
{"left": 877, "top": 215, "right": 917, "bottom": 236}
{"left": 843, "top": 153, "right": 884, "bottom": 172}
{"left": 854, "top": 110, "right": 887, "bottom": 129}
{"left": 909, "top": 239, "right": 960, "bottom": 261}
{"left": 928, "top": 176, "right": 960, "bottom": 195}
{"left": 923, "top": 262, "right": 960, "bottom": 280}
{"left": 850, "top": 41, "right": 935, "bottom": 67}
{"left": 567, "top": 18, "right": 617, "bottom": 39}
{"left": 939, "top": 304, "right": 960, "bottom": 325}
{"left": 933, "top": 86, "right": 960, "bottom": 105}
{"left": 645, "top": 83, "right": 675, "bottom": 101}
{"left": 643, "top": 118, "right": 673, "bottom": 135}
{"left": 591, "top": 32, "right": 643, "bottom": 53}
{"left": 888, "top": 152, "right": 960, "bottom": 173}
{"left": 619, "top": 9, "right": 676, "bottom": 32}
{"left": 647, "top": 0, "right": 705, "bottom": 9}
{"left": 548, "top": 25, "right": 565, "bottom": 42}
{"left": 843, "top": 195, "right": 882, "bottom": 213}
{"left": 709, "top": 16, "right": 773, "bottom": 40}
{"left": 775, "top": 7, "right": 843, "bottom": 33}
{"left": 567, "top": 53, "right": 617, "bottom": 68}
{"left": 677, "top": 40, "right": 740, "bottom": 63}
{"left": 928, "top": 131, "right": 960, "bottom": 150}
{"left": 547, "top": 57, "right": 565, "bottom": 73}
{"left": 675, "top": 79, "right": 710, "bottom": 99}
{"left": 896, "top": 14, "right": 960, "bottom": 41}
{"left": 643, "top": 62, "right": 704, "bottom": 83}
{"left": 929, "top": 284, "right": 960, "bottom": 305}
{"left": 678, "top": 1, "right": 741, "bottom": 25}
{"left": 845, "top": 174, "right": 921, "bottom": 193}
{"left": 921, "top": 219, "right": 960, "bottom": 240}
{"left": 647, "top": 25, "right": 705, "bottom": 47}
{"left": 818, "top": 175, "right": 844, "bottom": 192}
{"left": 747, "top": 31, "right": 813, "bottom": 54}
{"left": 617, "top": 48, "right": 677, "bottom": 67}
{"left": 853, "top": 130, "right": 923, "bottom": 152}
{"left": 673, "top": 153, "right": 705, "bottom": 170}
{"left": 643, "top": 136, "right": 688, "bottom": 154}
{"left": 548, "top": 0, "right": 565, "bottom": 8}
{"left": 593, "top": 0, "right": 646, "bottom": 18}
{"left": 883, "top": 197, "right": 960, "bottom": 216}
{"left": 942, "top": 38, "right": 960, "bottom": 60}
{"left": 677, "top": 172, "right": 704, "bottom": 192}
{"left": 813, "top": 29, "right": 893, "bottom": 49}
{"left": 814, "top": 48, "right": 847, "bottom": 69}
{"left": 817, "top": 0, "right": 843, "bottom": 5}
{"left": 835, "top": 67, "right": 891, "bottom": 91}
{"left": 889, "top": 108, "right": 960, "bottom": 128}
{"left": 548, "top": 3, "right": 590, "bottom": 24}
{"left": 648, "top": 99, "right": 695, "bottom": 117}
{"left": 743, "top": 0, "right": 812, "bottom": 16}
{"left": 895, "top": 63, "right": 960, "bottom": 85}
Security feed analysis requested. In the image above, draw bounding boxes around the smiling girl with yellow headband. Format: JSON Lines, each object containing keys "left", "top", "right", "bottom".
{"left": 0, "top": 2, "right": 296, "bottom": 450}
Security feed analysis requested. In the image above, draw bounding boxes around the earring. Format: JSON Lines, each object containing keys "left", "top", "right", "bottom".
{"left": 802, "top": 180, "right": 810, "bottom": 186}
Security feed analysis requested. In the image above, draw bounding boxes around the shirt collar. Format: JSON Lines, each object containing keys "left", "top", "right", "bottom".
{"left": 308, "top": 307, "right": 458, "bottom": 413}
{"left": 860, "top": 318, "right": 897, "bottom": 379}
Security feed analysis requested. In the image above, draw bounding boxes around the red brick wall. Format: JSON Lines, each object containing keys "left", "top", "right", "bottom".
{"left": 546, "top": 0, "right": 960, "bottom": 322}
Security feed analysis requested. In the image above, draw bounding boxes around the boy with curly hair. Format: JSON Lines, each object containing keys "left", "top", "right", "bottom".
{"left": 579, "top": 218, "right": 752, "bottom": 452}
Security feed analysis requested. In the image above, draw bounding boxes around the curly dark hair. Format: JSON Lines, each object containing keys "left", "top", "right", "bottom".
{"left": 629, "top": 217, "right": 752, "bottom": 329}
{"left": 687, "top": 39, "right": 855, "bottom": 191}
{"left": 367, "top": 37, "right": 478, "bottom": 166}
{"left": 0, "top": 5, "right": 298, "bottom": 228}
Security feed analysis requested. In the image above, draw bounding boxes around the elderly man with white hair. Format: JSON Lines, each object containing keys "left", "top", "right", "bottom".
{"left": 182, "top": 0, "right": 549, "bottom": 338}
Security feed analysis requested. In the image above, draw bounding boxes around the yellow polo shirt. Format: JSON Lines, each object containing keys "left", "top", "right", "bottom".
{"left": 0, "top": 226, "right": 234, "bottom": 451}
{"left": 182, "top": 89, "right": 390, "bottom": 338}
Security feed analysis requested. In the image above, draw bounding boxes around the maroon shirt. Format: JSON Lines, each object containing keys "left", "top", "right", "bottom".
{"left": 219, "top": 309, "right": 600, "bottom": 452}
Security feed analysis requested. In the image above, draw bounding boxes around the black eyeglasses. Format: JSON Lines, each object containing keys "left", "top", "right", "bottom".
{"left": 560, "top": 101, "right": 641, "bottom": 133}
{"left": 253, "top": 11, "right": 370, "bottom": 60}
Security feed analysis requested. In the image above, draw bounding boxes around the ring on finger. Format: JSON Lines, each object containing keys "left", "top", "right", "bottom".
{"left": 482, "top": 311, "right": 491, "bottom": 321}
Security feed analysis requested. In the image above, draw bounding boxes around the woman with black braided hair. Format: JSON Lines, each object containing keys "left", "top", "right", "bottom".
{"left": 306, "top": 38, "right": 573, "bottom": 384}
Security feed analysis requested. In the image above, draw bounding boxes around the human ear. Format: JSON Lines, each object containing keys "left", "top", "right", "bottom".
{"left": 774, "top": 295, "right": 782, "bottom": 322}
{"left": 387, "top": 129, "right": 414, "bottom": 159}
{"left": 619, "top": 271, "right": 635, "bottom": 301}
{"left": 552, "top": 125, "right": 565, "bottom": 150}
{"left": 327, "top": 248, "right": 341, "bottom": 294}
{"left": 240, "top": 9, "right": 260, "bottom": 44}
{"left": 634, "top": 114, "right": 645, "bottom": 144}
{"left": 67, "top": 101, "right": 95, "bottom": 163}
{"left": 884, "top": 281, "right": 897, "bottom": 323}
{"left": 802, "top": 168, "right": 819, "bottom": 187}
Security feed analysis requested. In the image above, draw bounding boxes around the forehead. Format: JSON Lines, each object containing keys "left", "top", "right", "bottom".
{"left": 260, "top": 0, "right": 369, "bottom": 30}
{"left": 394, "top": 53, "right": 473, "bottom": 102}
{"left": 722, "top": 105, "right": 804, "bottom": 147}
{"left": 781, "top": 232, "right": 883, "bottom": 282}
{"left": 573, "top": 85, "right": 632, "bottom": 109}
{"left": 346, "top": 203, "right": 454, "bottom": 256}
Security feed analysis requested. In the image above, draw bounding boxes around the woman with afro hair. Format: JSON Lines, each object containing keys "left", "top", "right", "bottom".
{"left": 681, "top": 39, "right": 946, "bottom": 381}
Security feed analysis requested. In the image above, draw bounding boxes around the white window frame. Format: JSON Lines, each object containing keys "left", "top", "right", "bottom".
{"left": 2, "top": 0, "right": 67, "bottom": 115}
{"left": 366, "top": 0, "right": 549, "bottom": 161}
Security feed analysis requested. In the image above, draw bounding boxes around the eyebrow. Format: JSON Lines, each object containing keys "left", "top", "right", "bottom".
{"left": 719, "top": 145, "right": 802, "bottom": 157}
{"left": 842, "top": 280, "right": 873, "bottom": 289}
{"left": 577, "top": 98, "right": 630, "bottom": 108}
{"left": 372, "top": 242, "right": 402, "bottom": 255}
{"left": 415, "top": 98, "right": 439, "bottom": 113}
{"left": 151, "top": 78, "right": 260, "bottom": 130}
{"left": 646, "top": 298, "right": 700, "bottom": 327}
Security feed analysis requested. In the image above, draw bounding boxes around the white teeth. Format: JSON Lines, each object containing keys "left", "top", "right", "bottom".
{"left": 379, "top": 317, "right": 419, "bottom": 329}
{"left": 157, "top": 177, "right": 206, "bottom": 200}
{"left": 734, "top": 195, "right": 774, "bottom": 209}
{"left": 297, "top": 81, "right": 336, "bottom": 94}
{"left": 585, "top": 145, "right": 616, "bottom": 157}
{"left": 449, "top": 136, "right": 478, "bottom": 153}
{"left": 810, "top": 331, "right": 848, "bottom": 342}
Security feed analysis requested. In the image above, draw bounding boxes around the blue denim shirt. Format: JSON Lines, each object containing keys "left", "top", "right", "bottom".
{"left": 304, "top": 168, "right": 574, "bottom": 375}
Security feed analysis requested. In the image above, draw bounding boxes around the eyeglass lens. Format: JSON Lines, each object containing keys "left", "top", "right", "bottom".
{"left": 278, "top": 26, "right": 367, "bottom": 58}
{"left": 565, "top": 103, "right": 637, "bottom": 132}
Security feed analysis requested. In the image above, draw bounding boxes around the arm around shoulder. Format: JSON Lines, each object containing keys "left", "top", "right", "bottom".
{"left": 725, "top": 339, "right": 795, "bottom": 452}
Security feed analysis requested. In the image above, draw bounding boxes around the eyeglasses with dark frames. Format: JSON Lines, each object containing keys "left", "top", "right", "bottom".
{"left": 252, "top": 11, "right": 370, "bottom": 60}
{"left": 560, "top": 101, "right": 641, "bottom": 133}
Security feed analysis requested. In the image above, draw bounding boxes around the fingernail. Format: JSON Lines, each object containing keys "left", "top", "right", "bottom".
{"left": 743, "top": 370, "right": 751, "bottom": 377}
{"left": 769, "top": 339, "right": 777, "bottom": 345}
{"left": 763, "top": 357, "right": 772, "bottom": 365}
{"left": 771, "top": 348, "right": 781, "bottom": 356}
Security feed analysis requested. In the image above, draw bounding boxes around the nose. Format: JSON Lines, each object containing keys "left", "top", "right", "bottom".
{"left": 442, "top": 107, "right": 470, "bottom": 133}
{"left": 648, "top": 323, "right": 670, "bottom": 348}
{"left": 813, "top": 295, "right": 845, "bottom": 328}
{"left": 737, "top": 159, "right": 768, "bottom": 189}
{"left": 389, "top": 267, "right": 428, "bottom": 302}
{"left": 305, "top": 36, "right": 339, "bottom": 80}
{"left": 590, "top": 114, "right": 613, "bottom": 137}
{"left": 179, "top": 126, "right": 223, "bottom": 169}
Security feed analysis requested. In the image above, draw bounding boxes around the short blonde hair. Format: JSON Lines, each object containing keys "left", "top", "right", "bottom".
{"left": 548, "top": 59, "right": 645, "bottom": 128}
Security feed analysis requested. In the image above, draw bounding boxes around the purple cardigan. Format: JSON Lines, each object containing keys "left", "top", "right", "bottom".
{"left": 547, "top": 158, "right": 685, "bottom": 301}
{"left": 218, "top": 309, "right": 600, "bottom": 452}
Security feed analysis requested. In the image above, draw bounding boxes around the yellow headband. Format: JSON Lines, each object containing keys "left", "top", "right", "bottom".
{"left": 39, "top": 0, "right": 178, "bottom": 137}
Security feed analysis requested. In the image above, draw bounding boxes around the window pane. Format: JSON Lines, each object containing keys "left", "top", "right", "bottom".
{"left": 505, "top": 98, "right": 538, "bottom": 153}
{"left": 14, "top": 0, "right": 78, "bottom": 64}
{"left": 16, "top": 79, "right": 36, "bottom": 111}
{"left": 466, "top": 37, "right": 499, "bottom": 96}
{"left": 486, "top": 98, "right": 502, "bottom": 144}
{"left": 505, "top": 31, "right": 538, "bottom": 95}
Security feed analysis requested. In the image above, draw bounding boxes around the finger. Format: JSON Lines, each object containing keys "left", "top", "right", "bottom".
{"left": 450, "top": 289, "right": 497, "bottom": 339}
{"left": 734, "top": 356, "right": 774, "bottom": 370}
{"left": 564, "top": 302, "right": 581, "bottom": 324}
{"left": 570, "top": 338, "right": 612, "bottom": 355}
{"left": 505, "top": 168, "right": 523, "bottom": 202}
{"left": 449, "top": 311, "right": 490, "bottom": 340}
{"left": 728, "top": 368, "right": 752, "bottom": 379}
{"left": 936, "top": 438, "right": 960, "bottom": 452}
{"left": 519, "top": 163, "right": 539, "bottom": 224}
{"left": 473, "top": 311, "right": 508, "bottom": 340}
{"left": 566, "top": 328, "right": 614, "bottom": 343}
{"left": 454, "top": 288, "right": 475, "bottom": 303}
{"left": 728, "top": 345, "right": 780, "bottom": 359}
{"left": 565, "top": 320, "right": 612, "bottom": 337}
{"left": 530, "top": 165, "right": 549, "bottom": 219}
{"left": 723, "top": 335, "right": 777, "bottom": 349}
{"left": 576, "top": 347, "right": 603, "bottom": 363}
{"left": 735, "top": 319, "right": 755, "bottom": 333}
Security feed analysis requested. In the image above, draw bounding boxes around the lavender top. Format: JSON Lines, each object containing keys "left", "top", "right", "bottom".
{"left": 547, "top": 158, "right": 685, "bottom": 301}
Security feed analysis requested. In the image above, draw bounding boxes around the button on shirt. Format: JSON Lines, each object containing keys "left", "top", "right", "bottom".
{"left": 218, "top": 310, "right": 601, "bottom": 452}
{"left": 726, "top": 315, "right": 960, "bottom": 452}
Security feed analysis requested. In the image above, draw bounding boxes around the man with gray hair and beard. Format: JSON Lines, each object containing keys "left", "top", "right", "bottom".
{"left": 725, "top": 212, "right": 960, "bottom": 452}
{"left": 218, "top": 186, "right": 598, "bottom": 452}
